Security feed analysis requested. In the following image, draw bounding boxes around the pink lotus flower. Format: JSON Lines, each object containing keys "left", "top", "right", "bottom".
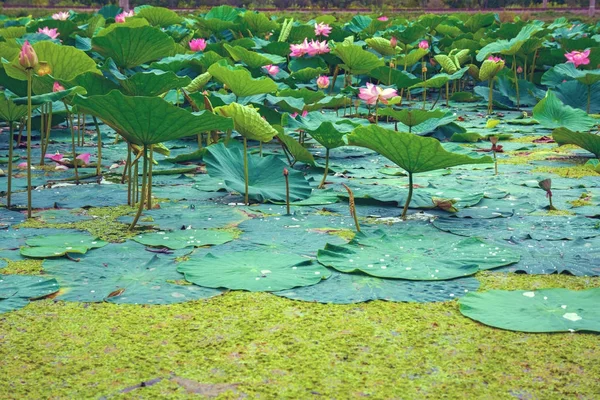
{"left": 17, "top": 162, "right": 32, "bottom": 170}
{"left": 115, "top": 10, "right": 134, "bottom": 23}
{"left": 418, "top": 40, "right": 429, "bottom": 50}
{"left": 358, "top": 83, "right": 398, "bottom": 105}
{"left": 565, "top": 49, "right": 591, "bottom": 68}
{"left": 76, "top": 153, "right": 91, "bottom": 165}
{"left": 263, "top": 64, "right": 279, "bottom": 76}
{"left": 189, "top": 38, "right": 207, "bottom": 52}
{"left": 19, "top": 40, "right": 38, "bottom": 69}
{"left": 52, "top": 11, "right": 70, "bottom": 20}
{"left": 488, "top": 56, "right": 503, "bottom": 63}
{"left": 45, "top": 152, "right": 65, "bottom": 162}
{"left": 314, "top": 22, "right": 332, "bottom": 37}
{"left": 306, "top": 39, "right": 330, "bottom": 56}
{"left": 316, "top": 75, "right": 330, "bottom": 89}
{"left": 290, "top": 39, "right": 309, "bottom": 57}
{"left": 378, "top": 16, "right": 389, "bottom": 21}
{"left": 53, "top": 82, "right": 65, "bottom": 92}
{"left": 390, "top": 36, "right": 398, "bottom": 48}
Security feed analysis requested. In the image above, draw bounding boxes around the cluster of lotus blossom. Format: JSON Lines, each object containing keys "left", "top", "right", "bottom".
{"left": 290, "top": 39, "right": 330, "bottom": 58}
{"left": 189, "top": 38, "right": 207, "bottom": 52}
{"left": 358, "top": 83, "right": 398, "bottom": 105}
{"left": 115, "top": 10, "right": 134, "bottom": 23}
{"left": 40, "top": 152, "right": 92, "bottom": 171}
{"left": 38, "top": 27, "right": 59, "bottom": 40}
{"left": 314, "top": 22, "right": 332, "bottom": 37}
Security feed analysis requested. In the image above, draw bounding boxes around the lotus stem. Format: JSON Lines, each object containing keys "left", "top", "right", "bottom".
{"left": 26, "top": 69, "right": 33, "bottom": 218}
{"left": 513, "top": 55, "right": 520, "bottom": 109}
{"left": 147, "top": 145, "right": 153, "bottom": 210}
{"left": 40, "top": 103, "right": 53, "bottom": 165}
{"left": 125, "top": 144, "right": 131, "bottom": 204}
{"left": 530, "top": 50, "right": 538, "bottom": 82}
{"left": 7, "top": 122, "right": 14, "bottom": 208}
{"left": 342, "top": 183, "right": 360, "bottom": 233}
{"left": 39, "top": 103, "right": 45, "bottom": 166}
{"left": 17, "top": 117, "right": 25, "bottom": 146}
{"left": 133, "top": 159, "right": 139, "bottom": 203}
{"left": 283, "top": 168, "right": 290, "bottom": 215}
{"left": 375, "top": 100, "right": 379, "bottom": 125}
{"left": 64, "top": 101, "right": 79, "bottom": 183}
{"left": 129, "top": 145, "right": 148, "bottom": 231}
{"left": 445, "top": 82, "right": 449, "bottom": 107}
{"left": 318, "top": 148, "right": 330, "bottom": 189}
{"left": 401, "top": 172, "right": 414, "bottom": 220}
{"left": 243, "top": 137, "right": 249, "bottom": 205}
{"left": 488, "top": 79, "right": 494, "bottom": 115}
{"left": 493, "top": 150, "right": 498, "bottom": 175}
{"left": 587, "top": 85, "right": 591, "bottom": 114}
{"left": 93, "top": 116, "right": 102, "bottom": 180}
{"left": 329, "top": 65, "right": 339, "bottom": 95}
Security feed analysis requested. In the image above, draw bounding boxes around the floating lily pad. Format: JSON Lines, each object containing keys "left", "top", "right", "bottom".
{"left": 133, "top": 229, "right": 235, "bottom": 250}
{"left": 20, "top": 232, "right": 107, "bottom": 258}
{"left": 459, "top": 288, "right": 600, "bottom": 333}
{"left": 0, "top": 275, "right": 59, "bottom": 314}
{"left": 178, "top": 251, "right": 330, "bottom": 292}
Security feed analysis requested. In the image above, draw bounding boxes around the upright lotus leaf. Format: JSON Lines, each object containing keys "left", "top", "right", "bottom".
{"left": 204, "top": 141, "right": 312, "bottom": 202}
{"left": 208, "top": 60, "right": 277, "bottom": 98}
{"left": 317, "top": 233, "right": 519, "bottom": 280}
{"left": 397, "top": 48, "right": 429, "bottom": 68}
{"left": 275, "top": 271, "right": 480, "bottom": 304}
{"left": 136, "top": 6, "right": 182, "bottom": 27}
{"left": 149, "top": 53, "right": 204, "bottom": 73}
{"left": 214, "top": 102, "right": 278, "bottom": 142}
{"left": 133, "top": 229, "right": 235, "bottom": 250}
{"left": 20, "top": 232, "right": 107, "bottom": 258}
{"left": 0, "top": 275, "right": 59, "bottom": 314}
{"left": 476, "top": 24, "right": 543, "bottom": 61}
{"left": 345, "top": 125, "right": 492, "bottom": 218}
{"left": 118, "top": 70, "right": 191, "bottom": 97}
{"left": 365, "top": 37, "right": 397, "bottom": 57}
{"left": 552, "top": 128, "right": 600, "bottom": 158}
{"left": 73, "top": 91, "right": 233, "bottom": 145}
{"left": 4, "top": 40, "right": 99, "bottom": 81}
{"left": 183, "top": 72, "right": 212, "bottom": 93}
{"left": 369, "top": 67, "right": 420, "bottom": 89}
{"left": 178, "top": 251, "right": 330, "bottom": 292}
{"left": 478, "top": 59, "right": 505, "bottom": 81}
{"left": 0, "top": 92, "right": 28, "bottom": 122}
{"left": 544, "top": 63, "right": 600, "bottom": 87}
{"left": 276, "top": 131, "right": 315, "bottom": 166}
{"left": 92, "top": 25, "right": 175, "bottom": 69}
{"left": 223, "top": 44, "right": 285, "bottom": 69}
{"left": 66, "top": 71, "right": 120, "bottom": 96}
{"left": 12, "top": 86, "right": 86, "bottom": 106}
{"left": 533, "top": 91, "right": 597, "bottom": 132}
{"left": 333, "top": 43, "right": 385, "bottom": 75}
{"left": 199, "top": 5, "right": 240, "bottom": 33}
{"left": 377, "top": 109, "right": 456, "bottom": 134}
{"left": 241, "top": 11, "right": 278, "bottom": 34}
{"left": 410, "top": 67, "right": 468, "bottom": 89}
{"left": 459, "top": 288, "right": 600, "bottom": 333}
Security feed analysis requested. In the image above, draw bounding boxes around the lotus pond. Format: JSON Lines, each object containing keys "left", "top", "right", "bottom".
{"left": 1, "top": 6, "right": 600, "bottom": 398}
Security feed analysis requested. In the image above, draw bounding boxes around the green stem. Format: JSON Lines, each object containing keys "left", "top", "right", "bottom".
{"left": 285, "top": 173, "right": 290, "bottom": 215}
{"left": 243, "top": 137, "right": 249, "bottom": 205}
{"left": 125, "top": 145, "right": 132, "bottom": 205}
{"left": 587, "top": 85, "right": 591, "bottom": 114}
{"left": 513, "top": 55, "right": 520, "bottom": 109}
{"left": 93, "top": 116, "right": 102, "bottom": 179}
{"left": 493, "top": 150, "right": 498, "bottom": 176}
{"left": 26, "top": 69, "right": 33, "bottom": 218}
{"left": 7, "top": 122, "right": 14, "bottom": 208}
{"left": 39, "top": 103, "right": 45, "bottom": 166}
{"left": 445, "top": 82, "right": 449, "bottom": 107}
{"left": 375, "top": 100, "right": 378, "bottom": 125}
{"left": 318, "top": 148, "right": 330, "bottom": 189}
{"left": 488, "top": 79, "right": 494, "bottom": 115}
{"left": 129, "top": 145, "right": 148, "bottom": 231}
{"left": 401, "top": 172, "right": 413, "bottom": 220}
{"left": 147, "top": 145, "right": 153, "bottom": 210}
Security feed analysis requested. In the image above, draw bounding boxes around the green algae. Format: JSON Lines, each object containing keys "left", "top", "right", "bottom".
{"left": 0, "top": 259, "right": 44, "bottom": 275}
{"left": 532, "top": 165, "right": 600, "bottom": 179}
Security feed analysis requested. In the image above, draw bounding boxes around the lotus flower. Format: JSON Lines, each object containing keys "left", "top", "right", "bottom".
{"left": 115, "top": 10, "right": 134, "bottom": 23}
{"left": 76, "top": 153, "right": 91, "bottom": 165}
{"left": 290, "top": 39, "right": 309, "bottom": 57}
{"left": 358, "top": 83, "right": 397, "bottom": 105}
{"left": 53, "top": 82, "right": 65, "bottom": 92}
{"left": 377, "top": 16, "right": 388, "bottom": 21}
{"left": 390, "top": 36, "right": 398, "bottom": 48}
{"left": 314, "top": 22, "right": 332, "bottom": 37}
{"left": 52, "top": 11, "right": 70, "bottom": 20}
{"left": 263, "top": 64, "right": 279, "bottom": 76}
{"left": 565, "top": 49, "right": 590, "bottom": 68}
{"left": 306, "top": 39, "right": 330, "bottom": 56}
{"left": 488, "top": 56, "right": 504, "bottom": 63}
{"left": 419, "top": 40, "right": 429, "bottom": 50}
{"left": 316, "top": 75, "right": 330, "bottom": 89}
{"left": 19, "top": 41, "right": 38, "bottom": 69}
{"left": 189, "top": 38, "right": 207, "bottom": 52}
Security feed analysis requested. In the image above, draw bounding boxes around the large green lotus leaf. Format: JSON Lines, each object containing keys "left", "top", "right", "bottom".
{"left": 214, "top": 102, "right": 278, "bottom": 142}
{"left": 208, "top": 60, "right": 277, "bottom": 97}
{"left": 12, "top": 85, "right": 86, "bottom": 106}
{"left": 275, "top": 271, "right": 480, "bottom": 304}
{"left": 149, "top": 53, "right": 204, "bottom": 73}
{"left": 477, "top": 24, "right": 543, "bottom": 61}
{"left": 552, "top": 128, "right": 600, "bottom": 158}
{"left": 277, "top": 132, "right": 316, "bottom": 166}
{"left": 133, "top": 229, "right": 235, "bottom": 250}
{"left": 546, "top": 63, "right": 600, "bottom": 87}
{"left": 397, "top": 48, "right": 429, "bottom": 68}
{"left": 0, "top": 275, "right": 59, "bottom": 314}
{"left": 223, "top": 44, "right": 285, "bottom": 69}
{"left": 92, "top": 25, "right": 175, "bottom": 68}
{"left": 368, "top": 67, "right": 420, "bottom": 89}
{"left": 289, "top": 67, "right": 328, "bottom": 83}
{"left": 533, "top": 91, "right": 597, "bottom": 132}
{"left": 0, "top": 92, "right": 28, "bottom": 122}
{"left": 344, "top": 125, "right": 492, "bottom": 174}
{"left": 72, "top": 91, "right": 233, "bottom": 145}
{"left": 317, "top": 233, "right": 519, "bottom": 280}
{"left": 410, "top": 67, "right": 468, "bottom": 89}
{"left": 183, "top": 72, "right": 212, "bottom": 93}
{"left": 433, "top": 216, "right": 600, "bottom": 241}
{"left": 199, "top": 5, "right": 240, "bottom": 32}
{"left": 464, "top": 13, "right": 495, "bottom": 32}
{"left": 306, "top": 121, "right": 351, "bottom": 149}
{"left": 278, "top": 88, "right": 325, "bottom": 104}
{"left": 178, "top": 251, "right": 330, "bottom": 292}
{"left": 136, "top": 6, "right": 182, "bottom": 27}
{"left": 333, "top": 43, "right": 384, "bottom": 74}
{"left": 43, "top": 242, "right": 223, "bottom": 304}
{"left": 4, "top": 40, "right": 99, "bottom": 81}
{"left": 555, "top": 81, "right": 600, "bottom": 113}
{"left": 241, "top": 11, "right": 278, "bottom": 34}
{"left": 119, "top": 70, "right": 191, "bottom": 97}
{"left": 495, "top": 238, "right": 600, "bottom": 276}
{"left": 459, "top": 288, "right": 600, "bottom": 333}
{"left": 204, "top": 142, "right": 312, "bottom": 202}
{"left": 288, "top": 57, "right": 328, "bottom": 73}
{"left": 20, "top": 232, "right": 107, "bottom": 258}
{"left": 378, "top": 109, "right": 456, "bottom": 134}
{"left": 66, "top": 71, "right": 120, "bottom": 96}
{"left": 366, "top": 37, "right": 397, "bottom": 56}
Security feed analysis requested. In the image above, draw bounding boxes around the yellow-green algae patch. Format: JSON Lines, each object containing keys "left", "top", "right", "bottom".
{"left": 1, "top": 274, "right": 599, "bottom": 399}
{"left": 532, "top": 164, "right": 600, "bottom": 178}
{"left": 0, "top": 259, "right": 44, "bottom": 275}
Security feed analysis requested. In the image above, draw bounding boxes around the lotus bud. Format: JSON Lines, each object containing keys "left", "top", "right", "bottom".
{"left": 538, "top": 178, "right": 552, "bottom": 193}
{"left": 19, "top": 41, "right": 38, "bottom": 70}
{"left": 53, "top": 81, "right": 65, "bottom": 92}
{"left": 390, "top": 61, "right": 395, "bottom": 68}
{"left": 418, "top": 40, "right": 429, "bottom": 50}
{"left": 517, "top": 66, "right": 523, "bottom": 74}
{"left": 283, "top": 168, "right": 289, "bottom": 177}
{"left": 316, "top": 75, "right": 330, "bottom": 89}
{"left": 390, "top": 36, "right": 397, "bottom": 48}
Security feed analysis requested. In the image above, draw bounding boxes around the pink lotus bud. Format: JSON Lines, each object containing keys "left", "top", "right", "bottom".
{"left": 283, "top": 168, "right": 289, "bottom": 177}
{"left": 316, "top": 75, "right": 330, "bottom": 89}
{"left": 516, "top": 66, "right": 523, "bottom": 74}
{"left": 115, "top": 10, "right": 134, "bottom": 23}
{"left": 390, "top": 36, "right": 397, "bottom": 48}
{"left": 301, "top": 110, "right": 308, "bottom": 117}
{"left": 263, "top": 64, "right": 279, "bottom": 76}
{"left": 189, "top": 38, "right": 207, "bottom": 52}
{"left": 76, "top": 153, "right": 91, "bottom": 165}
{"left": 419, "top": 40, "right": 429, "bottom": 50}
{"left": 377, "top": 16, "right": 388, "bottom": 21}
{"left": 19, "top": 40, "right": 38, "bottom": 70}
{"left": 53, "top": 82, "right": 65, "bottom": 92}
